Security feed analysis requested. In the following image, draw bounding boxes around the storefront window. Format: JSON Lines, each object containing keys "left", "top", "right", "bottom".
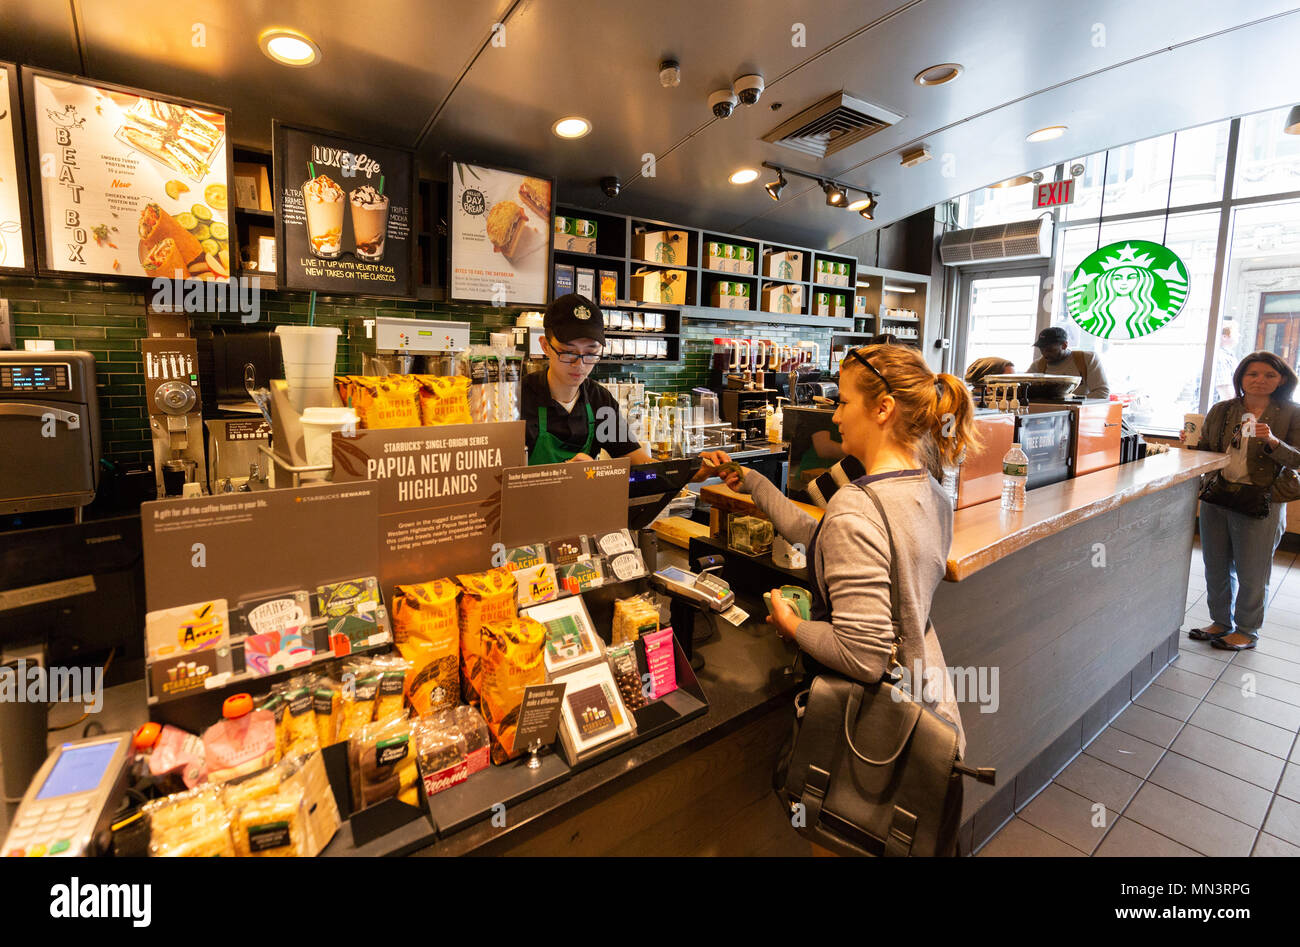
{"left": 1053, "top": 211, "right": 1221, "bottom": 430}
{"left": 965, "top": 275, "right": 1041, "bottom": 372}
{"left": 1233, "top": 106, "right": 1300, "bottom": 199}
{"left": 956, "top": 167, "right": 1058, "bottom": 228}
{"left": 1062, "top": 121, "right": 1229, "bottom": 222}
{"left": 1218, "top": 199, "right": 1300, "bottom": 402}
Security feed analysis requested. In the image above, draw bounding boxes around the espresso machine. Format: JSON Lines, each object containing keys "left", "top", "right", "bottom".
{"left": 348, "top": 315, "right": 472, "bottom": 375}
{"left": 144, "top": 338, "right": 207, "bottom": 497}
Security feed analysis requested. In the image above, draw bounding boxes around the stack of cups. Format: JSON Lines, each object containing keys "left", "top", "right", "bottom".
{"left": 275, "top": 326, "right": 341, "bottom": 414}
{"left": 300, "top": 406, "right": 359, "bottom": 478}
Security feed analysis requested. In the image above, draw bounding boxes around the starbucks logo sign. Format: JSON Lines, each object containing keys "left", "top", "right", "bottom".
{"left": 1065, "top": 240, "right": 1189, "bottom": 340}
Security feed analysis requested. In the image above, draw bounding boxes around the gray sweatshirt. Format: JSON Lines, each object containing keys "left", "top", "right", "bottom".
{"left": 743, "top": 468, "right": 967, "bottom": 758}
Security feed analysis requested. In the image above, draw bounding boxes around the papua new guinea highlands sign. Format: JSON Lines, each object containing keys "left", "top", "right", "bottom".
{"left": 1065, "top": 240, "right": 1189, "bottom": 340}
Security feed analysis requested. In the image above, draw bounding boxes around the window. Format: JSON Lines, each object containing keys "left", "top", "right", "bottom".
{"left": 956, "top": 167, "right": 1058, "bottom": 228}
{"left": 1233, "top": 107, "right": 1300, "bottom": 199}
{"left": 1053, "top": 211, "right": 1220, "bottom": 430}
{"left": 964, "top": 275, "right": 1041, "bottom": 372}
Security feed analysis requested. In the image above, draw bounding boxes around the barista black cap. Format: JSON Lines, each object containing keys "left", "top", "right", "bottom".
{"left": 1033, "top": 326, "right": 1068, "bottom": 348}
{"left": 544, "top": 293, "right": 605, "bottom": 345}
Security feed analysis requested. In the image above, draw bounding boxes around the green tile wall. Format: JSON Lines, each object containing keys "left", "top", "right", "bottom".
{"left": 1, "top": 274, "right": 837, "bottom": 468}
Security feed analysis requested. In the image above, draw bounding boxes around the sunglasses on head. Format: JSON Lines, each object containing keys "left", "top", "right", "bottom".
{"left": 848, "top": 348, "right": 893, "bottom": 394}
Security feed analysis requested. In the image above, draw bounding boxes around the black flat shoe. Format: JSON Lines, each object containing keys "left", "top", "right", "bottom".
{"left": 1188, "top": 625, "right": 1230, "bottom": 640}
{"left": 1211, "top": 633, "right": 1257, "bottom": 651}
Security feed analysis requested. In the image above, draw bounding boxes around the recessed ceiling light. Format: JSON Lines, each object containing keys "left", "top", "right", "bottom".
{"left": 846, "top": 197, "right": 873, "bottom": 212}
{"left": 991, "top": 175, "right": 1034, "bottom": 189}
{"left": 729, "top": 168, "right": 759, "bottom": 185}
{"left": 1026, "top": 125, "right": 1067, "bottom": 143}
{"left": 552, "top": 117, "right": 591, "bottom": 139}
{"left": 258, "top": 28, "right": 320, "bottom": 67}
{"left": 914, "top": 63, "right": 963, "bottom": 86}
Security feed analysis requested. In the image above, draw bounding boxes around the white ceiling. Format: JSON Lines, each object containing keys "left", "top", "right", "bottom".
{"left": 2, "top": 0, "right": 1298, "bottom": 251}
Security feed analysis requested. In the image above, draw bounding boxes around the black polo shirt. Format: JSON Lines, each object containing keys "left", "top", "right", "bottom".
{"left": 522, "top": 369, "right": 641, "bottom": 460}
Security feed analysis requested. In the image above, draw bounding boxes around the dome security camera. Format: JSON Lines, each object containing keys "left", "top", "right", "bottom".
{"left": 600, "top": 176, "right": 621, "bottom": 198}
{"left": 734, "top": 74, "right": 764, "bottom": 106}
{"left": 659, "top": 59, "right": 681, "bottom": 88}
{"left": 709, "top": 88, "right": 738, "bottom": 120}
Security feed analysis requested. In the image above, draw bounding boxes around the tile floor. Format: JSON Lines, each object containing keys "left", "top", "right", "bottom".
{"left": 978, "top": 539, "right": 1300, "bottom": 857}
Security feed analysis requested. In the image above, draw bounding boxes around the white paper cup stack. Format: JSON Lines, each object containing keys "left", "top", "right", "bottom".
{"left": 276, "top": 325, "right": 341, "bottom": 413}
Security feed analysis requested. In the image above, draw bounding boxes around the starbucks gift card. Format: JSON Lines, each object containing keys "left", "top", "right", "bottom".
{"left": 326, "top": 607, "right": 391, "bottom": 657}
{"left": 315, "top": 576, "right": 381, "bottom": 620}
{"left": 594, "top": 529, "right": 635, "bottom": 558}
{"left": 149, "top": 651, "right": 223, "bottom": 702}
{"left": 556, "top": 662, "right": 635, "bottom": 761}
{"left": 503, "top": 544, "right": 546, "bottom": 571}
{"left": 523, "top": 596, "right": 603, "bottom": 678}
{"left": 516, "top": 563, "right": 559, "bottom": 608}
{"left": 237, "top": 590, "right": 312, "bottom": 636}
{"left": 547, "top": 536, "right": 589, "bottom": 566}
{"left": 243, "top": 627, "right": 315, "bottom": 677}
{"left": 558, "top": 558, "right": 604, "bottom": 595}
{"left": 607, "top": 549, "right": 648, "bottom": 582}
{"left": 146, "top": 599, "right": 231, "bottom": 662}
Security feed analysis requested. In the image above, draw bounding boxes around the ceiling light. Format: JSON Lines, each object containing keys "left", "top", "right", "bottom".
{"left": 847, "top": 196, "right": 873, "bottom": 212}
{"left": 1026, "top": 125, "right": 1067, "bottom": 143}
{"left": 822, "top": 181, "right": 846, "bottom": 206}
{"left": 552, "top": 117, "right": 591, "bottom": 139}
{"left": 764, "top": 170, "right": 787, "bottom": 201}
{"left": 259, "top": 28, "right": 320, "bottom": 67}
{"left": 914, "top": 63, "right": 963, "bottom": 86}
{"left": 859, "top": 204, "right": 874, "bottom": 221}
{"left": 991, "top": 175, "right": 1034, "bottom": 189}
{"left": 1286, "top": 105, "right": 1300, "bottom": 135}
{"left": 729, "top": 168, "right": 759, "bottom": 185}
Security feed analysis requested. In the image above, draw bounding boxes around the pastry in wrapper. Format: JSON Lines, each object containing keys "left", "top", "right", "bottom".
{"left": 479, "top": 617, "right": 547, "bottom": 764}
{"left": 146, "top": 785, "right": 234, "bottom": 857}
{"left": 348, "top": 714, "right": 418, "bottom": 811}
{"left": 232, "top": 785, "right": 306, "bottom": 857}
{"left": 612, "top": 594, "right": 659, "bottom": 645}
{"left": 456, "top": 570, "right": 518, "bottom": 706}
{"left": 313, "top": 678, "right": 343, "bottom": 747}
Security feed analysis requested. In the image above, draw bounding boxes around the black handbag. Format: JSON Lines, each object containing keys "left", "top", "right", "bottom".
{"left": 1198, "top": 471, "right": 1278, "bottom": 518}
{"left": 774, "top": 485, "right": 995, "bottom": 857}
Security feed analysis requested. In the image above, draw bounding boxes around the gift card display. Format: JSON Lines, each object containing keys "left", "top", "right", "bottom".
{"left": 315, "top": 576, "right": 381, "bottom": 620}
{"left": 516, "top": 563, "right": 559, "bottom": 608}
{"left": 237, "top": 590, "right": 312, "bottom": 636}
{"left": 503, "top": 544, "right": 546, "bottom": 571}
{"left": 594, "top": 529, "right": 635, "bottom": 558}
{"left": 243, "top": 627, "right": 315, "bottom": 677}
{"left": 556, "top": 662, "right": 634, "bottom": 760}
{"left": 145, "top": 599, "right": 231, "bottom": 661}
{"left": 607, "top": 549, "right": 648, "bottom": 582}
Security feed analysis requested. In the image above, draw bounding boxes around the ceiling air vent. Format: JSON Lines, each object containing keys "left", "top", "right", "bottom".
{"left": 939, "top": 218, "right": 1053, "bottom": 266}
{"left": 761, "top": 92, "right": 905, "bottom": 159}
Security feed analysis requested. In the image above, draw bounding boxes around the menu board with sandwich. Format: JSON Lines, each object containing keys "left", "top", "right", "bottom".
{"left": 449, "top": 160, "right": 553, "bottom": 306}
{"left": 272, "top": 122, "right": 415, "bottom": 297}
{"left": 23, "top": 68, "right": 232, "bottom": 281}
{"left": 0, "top": 62, "right": 33, "bottom": 273}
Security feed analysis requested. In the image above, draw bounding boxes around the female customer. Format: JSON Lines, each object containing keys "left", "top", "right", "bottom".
{"left": 701, "top": 344, "right": 978, "bottom": 755}
{"left": 1184, "top": 351, "right": 1300, "bottom": 650}
{"left": 964, "top": 356, "right": 1015, "bottom": 385}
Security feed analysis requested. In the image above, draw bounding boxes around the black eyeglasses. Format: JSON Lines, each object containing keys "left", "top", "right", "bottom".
{"left": 848, "top": 348, "right": 893, "bottom": 393}
{"left": 547, "top": 339, "right": 602, "bottom": 364}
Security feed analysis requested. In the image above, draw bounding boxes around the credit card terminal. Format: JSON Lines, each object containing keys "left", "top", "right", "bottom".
{"left": 3, "top": 731, "right": 133, "bottom": 857}
{"left": 652, "top": 566, "right": 735, "bottom": 612}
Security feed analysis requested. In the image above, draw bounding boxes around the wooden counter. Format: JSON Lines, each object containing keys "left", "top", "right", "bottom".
{"left": 946, "top": 448, "right": 1226, "bottom": 581}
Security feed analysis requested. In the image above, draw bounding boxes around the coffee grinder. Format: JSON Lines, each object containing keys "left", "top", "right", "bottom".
{"left": 144, "top": 337, "right": 207, "bottom": 497}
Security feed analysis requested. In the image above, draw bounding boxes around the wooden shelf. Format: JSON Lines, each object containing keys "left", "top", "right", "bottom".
{"left": 681, "top": 305, "right": 845, "bottom": 328}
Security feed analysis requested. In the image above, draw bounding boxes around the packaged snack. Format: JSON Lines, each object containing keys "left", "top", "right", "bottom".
{"left": 337, "top": 374, "right": 421, "bottom": 429}
{"left": 145, "top": 785, "right": 235, "bottom": 857}
{"left": 202, "top": 693, "right": 278, "bottom": 785}
{"left": 458, "top": 348, "right": 523, "bottom": 423}
{"left": 231, "top": 785, "right": 307, "bottom": 857}
{"left": 456, "top": 569, "right": 518, "bottom": 705}
{"left": 372, "top": 653, "right": 412, "bottom": 722}
{"left": 313, "top": 678, "right": 343, "bottom": 747}
{"left": 414, "top": 715, "right": 469, "bottom": 797}
{"left": 515, "top": 563, "right": 558, "bottom": 608}
{"left": 479, "top": 617, "right": 547, "bottom": 764}
{"left": 392, "top": 579, "right": 461, "bottom": 715}
{"left": 338, "top": 662, "right": 383, "bottom": 743}
{"left": 281, "top": 678, "right": 321, "bottom": 758}
{"left": 612, "top": 594, "right": 659, "bottom": 645}
{"left": 413, "top": 374, "right": 473, "bottom": 426}
{"left": 608, "top": 643, "right": 647, "bottom": 710}
{"left": 221, "top": 764, "right": 282, "bottom": 812}
{"left": 558, "top": 558, "right": 604, "bottom": 595}
{"left": 279, "top": 749, "right": 341, "bottom": 856}
{"left": 425, "top": 704, "right": 491, "bottom": 776}
{"left": 642, "top": 627, "right": 679, "bottom": 699}
{"left": 348, "top": 714, "right": 419, "bottom": 811}
{"left": 139, "top": 722, "right": 206, "bottom": 790}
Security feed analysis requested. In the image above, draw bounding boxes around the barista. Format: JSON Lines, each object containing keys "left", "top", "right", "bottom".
{"left": 523, "top": 293, "right": 654, "bottom": 466}
{"left": 1026, "top": 326, "right": 1110, "bottom": 399}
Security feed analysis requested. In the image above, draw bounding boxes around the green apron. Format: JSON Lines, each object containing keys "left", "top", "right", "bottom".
{"left": 530, "top": 402, "right": 596, "bottom": 465}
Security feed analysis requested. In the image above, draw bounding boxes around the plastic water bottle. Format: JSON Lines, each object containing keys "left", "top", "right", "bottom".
{"left": 1001, "top": 443, "right": 1029, "bottom": 511}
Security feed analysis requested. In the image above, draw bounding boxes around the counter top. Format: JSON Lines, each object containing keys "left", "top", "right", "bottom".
{"left": 946, "top": 448, "right": 1225, "bottom": 581}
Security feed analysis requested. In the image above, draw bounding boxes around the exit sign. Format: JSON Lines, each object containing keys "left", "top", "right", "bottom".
{"left": 1033, "top": 179, "right": 1075, "bottom": 209}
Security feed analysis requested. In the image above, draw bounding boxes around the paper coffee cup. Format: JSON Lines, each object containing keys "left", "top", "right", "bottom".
{"left": 1183, "top": 413, "right": 1204, "bottom": 447}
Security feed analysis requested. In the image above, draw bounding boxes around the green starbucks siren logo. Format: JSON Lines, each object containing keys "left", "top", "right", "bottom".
{"left": 1065, "top": 240, "right": 1189, "bottom": 340}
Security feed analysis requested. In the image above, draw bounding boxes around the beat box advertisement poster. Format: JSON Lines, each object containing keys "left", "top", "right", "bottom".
{"left": 272, "top": 121, "right": 415, "bottom": 297}
{"left": 330, "top": 422, "right": 526, "bottom": 595}
{"left": 0, "top": 62, "right": 33, "bottom": 273}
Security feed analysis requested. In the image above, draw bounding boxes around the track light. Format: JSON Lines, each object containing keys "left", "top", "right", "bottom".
{"left": 859, "top": 204, "right": 874, "bottom": 220}
{"left": 822, "top": 181, "right": 846, "bottom": 206}
{"left": 764, "top": 170, "right": 787, "bottom": 201}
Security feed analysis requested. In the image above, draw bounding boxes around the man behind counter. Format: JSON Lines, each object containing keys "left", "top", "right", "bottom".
{"left": 523, "top": 293, "right": 654, "bottom": 466}
{"left": 1027, "top": 326, "right": 1110, "bottom": 399}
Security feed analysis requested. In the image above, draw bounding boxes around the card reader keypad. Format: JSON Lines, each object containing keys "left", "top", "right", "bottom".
{"left": 5, "top": 796, "right": 90, "bottom": 856}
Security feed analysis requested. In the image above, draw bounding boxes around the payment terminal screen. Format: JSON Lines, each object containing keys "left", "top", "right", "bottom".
{"left": 36, "top": 742, "right": 119, "bottom": 800}
{"left": 656, "top": 567, "right": 693, "bottom": 584}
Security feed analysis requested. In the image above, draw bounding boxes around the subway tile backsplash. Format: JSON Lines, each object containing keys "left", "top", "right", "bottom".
{"left": 0, "top": 276, "right": 838, "bottom": 468}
